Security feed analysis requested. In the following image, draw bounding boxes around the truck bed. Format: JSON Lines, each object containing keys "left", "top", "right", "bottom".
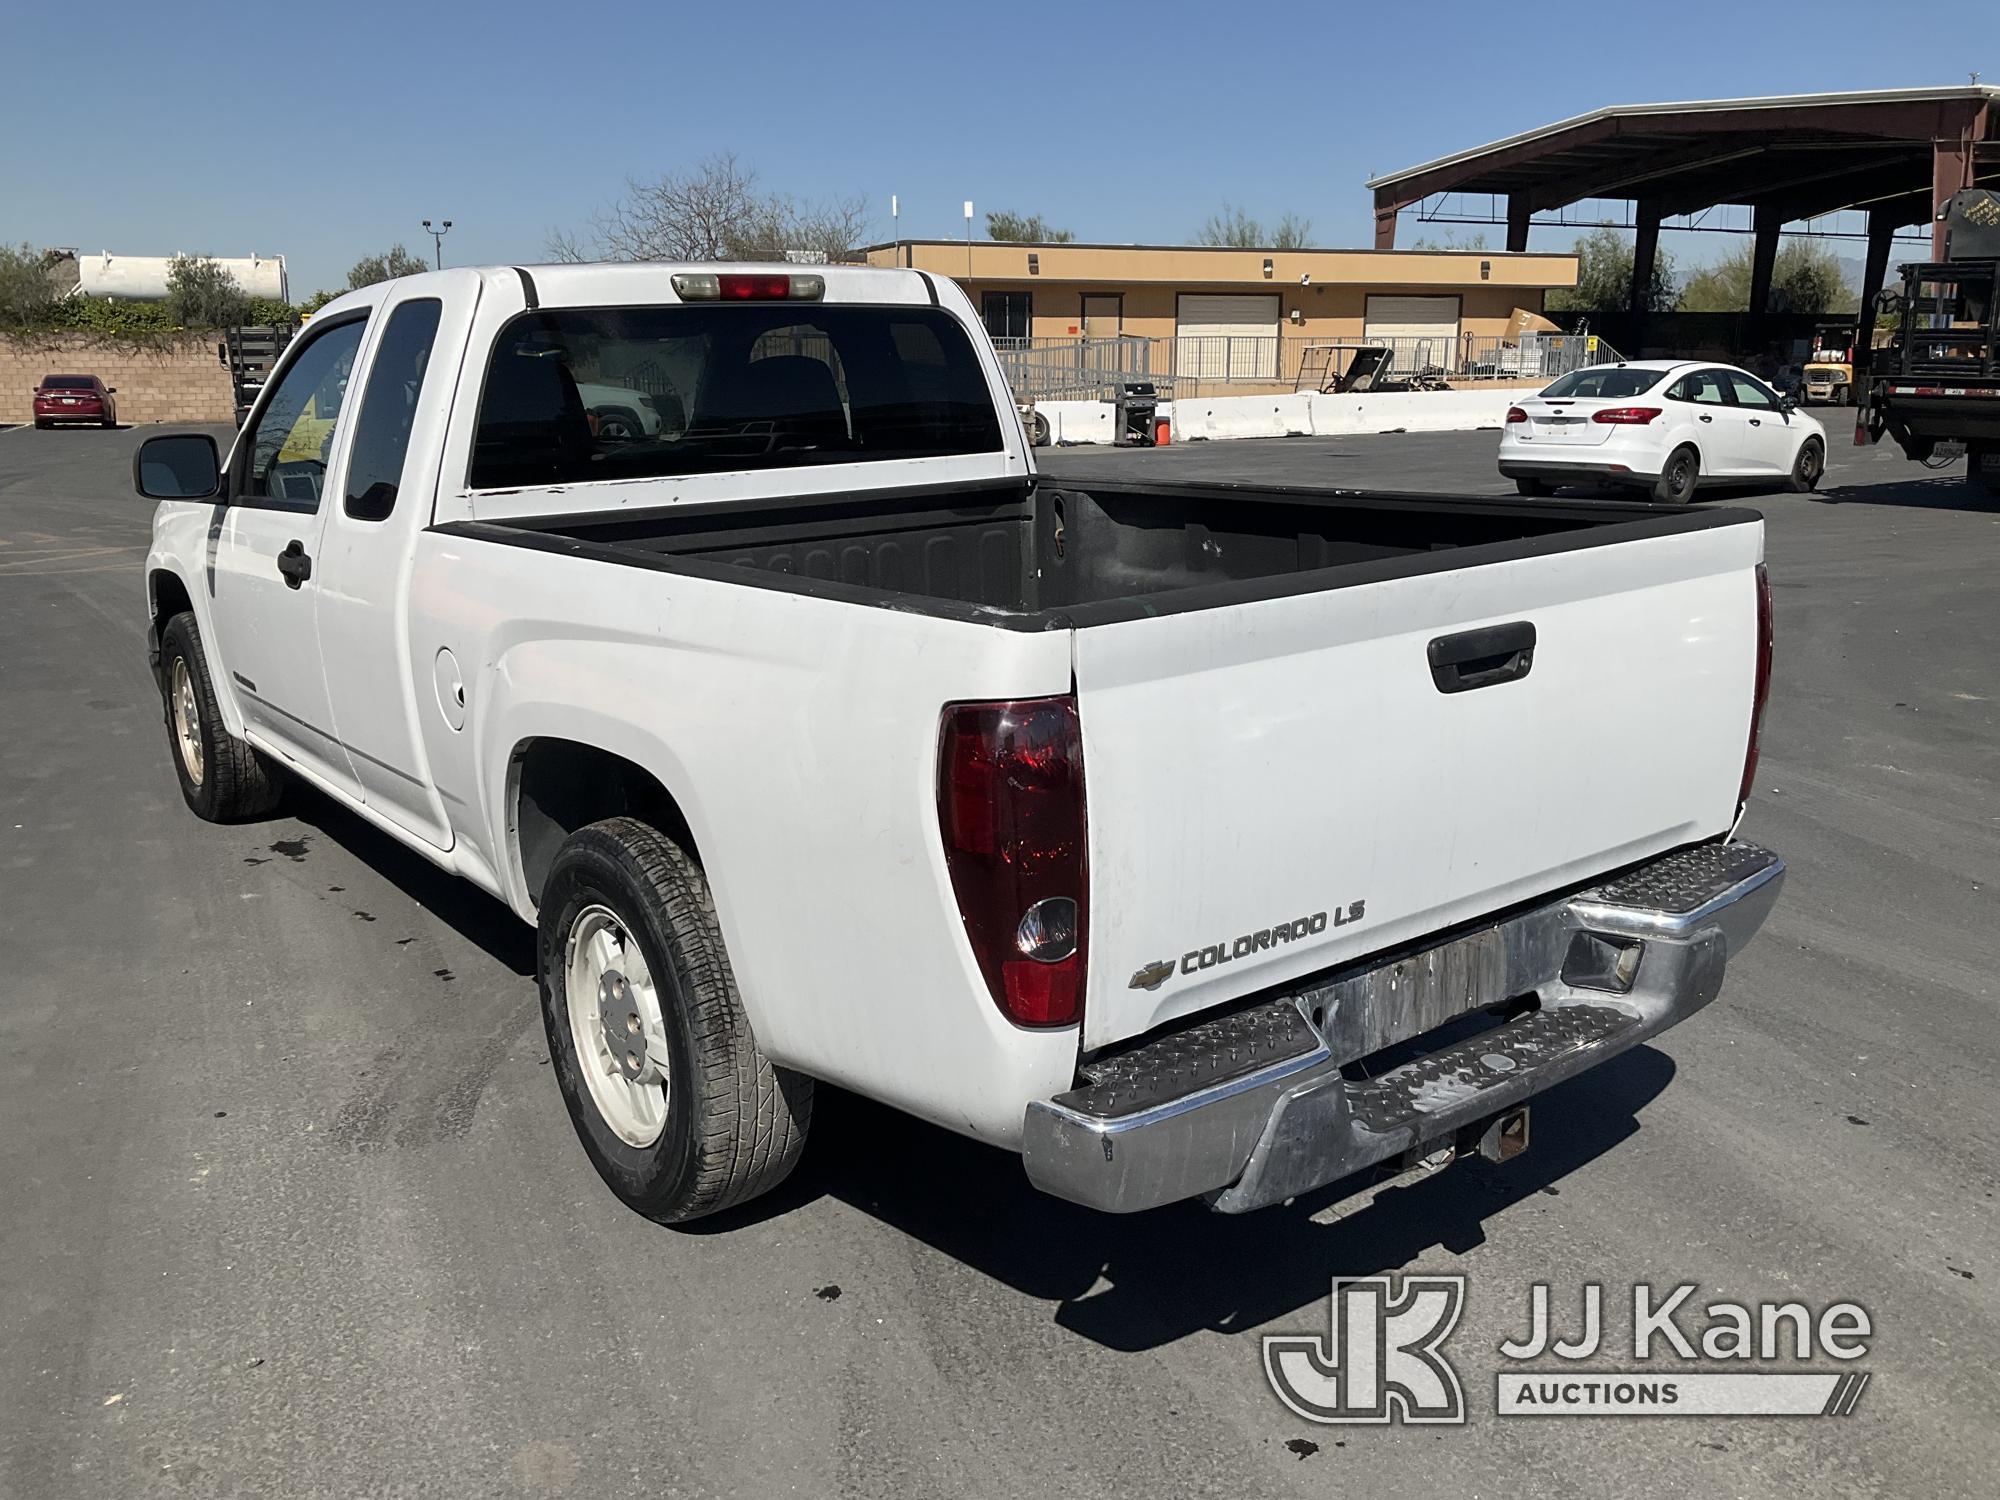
{"left": 466, "top": 478, "right": 1757, "bottom": 628}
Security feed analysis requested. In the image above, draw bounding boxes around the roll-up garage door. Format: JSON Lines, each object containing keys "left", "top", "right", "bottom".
{"left": 1364, "top": 295, "right": 1460, "bottom": 374}
{"left": 1176, "top": 294, "right": 1280, "bottom": 380}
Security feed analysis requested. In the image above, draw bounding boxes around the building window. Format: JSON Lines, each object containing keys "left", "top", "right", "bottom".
{"left": 982, "top": 291, "right": 1032, "bottom": 342}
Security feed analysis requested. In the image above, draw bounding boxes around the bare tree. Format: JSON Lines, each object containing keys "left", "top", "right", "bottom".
{"left": 557, "top": 153, "right": 872, "bottom": 264}
{"left": 1194, "top": 205, "right": 1314, "bottom": 249}
{"left": 1270, "top": 212, "right": 1314, "bottom": 250}
{"left": 1194, "top": 204, "right": 1261, "bottom": 248}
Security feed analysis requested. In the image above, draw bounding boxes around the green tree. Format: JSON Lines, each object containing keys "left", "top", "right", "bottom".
{"left": 986, "top": 210, "right": 1074, "bottom": 243}
{"left": 1546, "top": 226, "right": 1677, "bottom": 314}
{"left": 165, "top": 255, "right": 248, "bottom": 329}
{"left": 1193, "top": 205, "right": 1313, "bottom": 248}
{"left": 1677, "top": 238, "right": 1856, "bottom": 314}
{"left": 346, "top": 244, "right": 431, "bottom": 289}
{"left": 0, "top": 242, "right": 59, "bottom": 331}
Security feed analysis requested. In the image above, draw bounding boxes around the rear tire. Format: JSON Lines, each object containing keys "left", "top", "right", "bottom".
{"left": 158, "top": 613, "right": 284, "bottom": 821}
{"left": 537, "top": 816, "right": 812, "bottom": 1224}
{"left": 1651, "top": 445, "right": 1700, "bottom": 504}
{"left": 1513, "top": 476, "right": 1551, "bottom": 497}
{"left": 1786, "top": 437, "right": 1825, "bottom": 493}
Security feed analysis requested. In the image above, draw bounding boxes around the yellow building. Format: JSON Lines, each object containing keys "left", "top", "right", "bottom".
{"left": 861, "top": 239, "right": 1579, "bottom": 390}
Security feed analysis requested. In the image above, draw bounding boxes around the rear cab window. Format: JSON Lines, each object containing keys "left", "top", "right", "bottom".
{"left": 42, "top": 376, "right": 97, "bottom": 390}
{"left": 468, "top": 303, "right": 1003, "bottom": 491}
{"left": 1538, "top": 367, "right": 1665, "bottom": 399}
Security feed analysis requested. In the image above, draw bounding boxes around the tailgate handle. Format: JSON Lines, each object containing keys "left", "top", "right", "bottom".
{"left": 1428, "top": 621, "right": 1536, "bottom": 693}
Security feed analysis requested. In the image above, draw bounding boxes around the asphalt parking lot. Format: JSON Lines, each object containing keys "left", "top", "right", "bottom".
{"left": 2, "top": 421, "right": 1994, "bottom": 1498}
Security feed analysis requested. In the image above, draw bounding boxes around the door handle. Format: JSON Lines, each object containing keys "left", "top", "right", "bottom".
{"left": 276, "top": 539, "right": 313, "bottom": 589}
{"left": 1428, "top": 621, "right": 1536, "bottom": 694}
{"left": 1748, "top": 418, "right": 1763, "bottom": 426}
{"left": 1698, "top": 414, "right": 1714, "bottom": 423}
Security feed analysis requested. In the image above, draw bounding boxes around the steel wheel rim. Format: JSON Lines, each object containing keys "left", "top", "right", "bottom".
{"left": 1801, "top": 444, "right": 1821, "bottom": 484}
{"left": 171, "top": 657, "right": 203, "bottom": 786}
{"left": 564, "top": 904, "right": 671, "bottom": 1148}
{"left": 1671, "top": 454, "right": 1693, "bottom": 496}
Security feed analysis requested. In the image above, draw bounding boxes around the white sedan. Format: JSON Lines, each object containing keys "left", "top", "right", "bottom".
{"left": 1498, "top": 360, "right": 1826, "bottom": 502}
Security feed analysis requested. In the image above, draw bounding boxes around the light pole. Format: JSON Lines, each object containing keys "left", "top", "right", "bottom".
{"left": 421, "top": 218, "right": 453, "bottom": 269}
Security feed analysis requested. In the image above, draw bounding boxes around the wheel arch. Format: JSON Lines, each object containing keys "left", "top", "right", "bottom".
{"left": 507, "top": 736, "right": 699, "bottom": 914}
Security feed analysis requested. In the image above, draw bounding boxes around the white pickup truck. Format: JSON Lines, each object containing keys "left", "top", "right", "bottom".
{"left": 136, "top": 263, "right": 1784, "bottom": 1224}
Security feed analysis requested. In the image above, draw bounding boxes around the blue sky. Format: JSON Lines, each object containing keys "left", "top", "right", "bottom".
{"left": 4, "top": 0, "right": 1992, "bottom": 296}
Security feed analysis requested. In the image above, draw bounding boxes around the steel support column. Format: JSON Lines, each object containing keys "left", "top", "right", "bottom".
{"left": 1506, "top": 195, "right": 1532, "bottom": 253}
{"left": 1374, "top": 203, "right": 1399, "bottom": 250}
{"left": 1932, "top": 131, "right": 1974, "bottom": 258}
{"left": 1629, "top": 199, "right": 1661, "bottom": 315}
{"left": 1749, "top": 205, "right": 1782, "bottom": 314}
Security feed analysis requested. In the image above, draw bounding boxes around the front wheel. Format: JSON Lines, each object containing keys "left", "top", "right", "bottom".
{"left": 158, "top": 612, "right": 284, "bottom": 821}
{"left": 1786, "top": 438, "right": 1825, "bottom": 493}
{"left": 537, "top": 817, "right": 812, "bottom": 1224}
{"left": 1651, "top": 445, "right": 1700, "bottom": 504}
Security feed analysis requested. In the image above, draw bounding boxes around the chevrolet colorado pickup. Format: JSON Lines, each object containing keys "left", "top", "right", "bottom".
{"left": 136, "top": 262, "right": 1784, "bottom": 1223}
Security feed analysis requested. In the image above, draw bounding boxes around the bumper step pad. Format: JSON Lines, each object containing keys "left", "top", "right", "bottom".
{"left": 1022, "top": 840, "right": 1784, "bottom": 1214}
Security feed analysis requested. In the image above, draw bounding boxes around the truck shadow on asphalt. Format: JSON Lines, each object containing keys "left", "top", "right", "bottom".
{"left": 271, "top": 782, "right": 1675, "bottom": 1353}
{"left": 710, "top": 1048, "right": 1675, "bottom": 1354}
{"left": 1809, "top": 474, "right": 2000, "bottom": 511}
{"left": 285, "top": 793, "right": 536, "bottom": 977}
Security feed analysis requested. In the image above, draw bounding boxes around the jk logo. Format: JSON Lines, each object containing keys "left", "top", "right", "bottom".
{"left": 1263, "top": 1275, "right": 1467, "bottom": 1424}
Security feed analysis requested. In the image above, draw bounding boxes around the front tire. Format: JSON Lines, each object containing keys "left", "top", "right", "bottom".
{"left": 537, "top": 817, "right": 812, "bottom": 1224}
{"left": 158, "top": 612, "right": 284, "bottom": 821}
{"left": 1786, "top": 437, "right": 1825, "bottom": 493}
{"left": 1651, "top": 445, "right": 1700, "bottom": 504}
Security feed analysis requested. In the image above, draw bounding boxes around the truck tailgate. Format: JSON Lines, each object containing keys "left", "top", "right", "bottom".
{"left": 1073, "top": 517, "right": 1763, "bottom": 1051}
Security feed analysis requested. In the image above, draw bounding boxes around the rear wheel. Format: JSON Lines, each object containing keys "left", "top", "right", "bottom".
{"left": 1513, "top": 476, "right": 1551, "bottom": 497}
{"left": 537, "top": 817, "right": 812, "bottom": 1223}
{"left": 1786, "top": 437, "right": 1825, "bottom": 493}
{"left": 158, "top": 612, "right": 284, "bottom": 821}
{"left": 1651, "top": 445, "right": 1700, "bottom": 504}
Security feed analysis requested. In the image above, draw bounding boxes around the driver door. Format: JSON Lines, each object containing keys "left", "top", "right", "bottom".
{"left": 209, "top": 313, "right": 370, "bottom": 793}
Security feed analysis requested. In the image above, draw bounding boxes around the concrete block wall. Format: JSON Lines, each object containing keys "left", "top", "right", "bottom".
{"left": 0, "top": 334, "right": 236, "bottom": 425}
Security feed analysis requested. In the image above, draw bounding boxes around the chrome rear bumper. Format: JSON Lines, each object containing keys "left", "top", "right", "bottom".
{"left": 1021, "top": 841, "right": 1783, "bottom": 1215}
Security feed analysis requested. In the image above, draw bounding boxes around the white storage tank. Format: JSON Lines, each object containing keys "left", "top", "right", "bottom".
{"left": 74, "top": 252, "right": 289, "bottom": 303}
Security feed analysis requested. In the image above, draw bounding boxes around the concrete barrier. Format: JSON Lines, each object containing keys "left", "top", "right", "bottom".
{"left": 1038, "top": 388, "right": 1518, "bottom": 446}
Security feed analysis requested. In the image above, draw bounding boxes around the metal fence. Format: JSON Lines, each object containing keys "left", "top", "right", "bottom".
{"left": 989, "top": 331, "right": 1623, "bottom": 403}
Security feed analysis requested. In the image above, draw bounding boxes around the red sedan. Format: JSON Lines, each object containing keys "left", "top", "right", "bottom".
{"left": 33, "top": 374, "right": 118, "bottom": 429}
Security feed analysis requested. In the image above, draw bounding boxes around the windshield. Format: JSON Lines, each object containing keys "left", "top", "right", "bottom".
{"left": 470, "top": 303, "right": 1004, "bottom": 490}
{"left": 1538, "top": 366, "right": 1667, "bottom": 399}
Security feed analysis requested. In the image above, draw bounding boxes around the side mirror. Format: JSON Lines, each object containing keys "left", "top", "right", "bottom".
{"left": 106, "top": 386, "right": 117, "bottom": 394}
{"left": 134, "top": 433, "right": 223, "bottom": 500}
{"left": 1778, "top": 394, "right": 1798, "bottom": 414}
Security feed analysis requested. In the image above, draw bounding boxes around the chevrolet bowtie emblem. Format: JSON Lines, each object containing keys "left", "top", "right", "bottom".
{"left": 1128, "top": 959, "right": 1176, "bottom": 991}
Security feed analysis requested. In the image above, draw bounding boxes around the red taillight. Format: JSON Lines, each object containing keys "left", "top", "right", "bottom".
{"left": 671, "top": 271, "right": 826, "bottom": 301}
{"left": 720, "top": 274, "right": 795, "bottom": 300}
{"left": 1591, "top": 406, "right": 1664, "bottom": 425}
{"left": 937, "top": 696, "right": 1088, "bottom": 1028}
{"left": 1506, "top": 406, "right": 1529, "bottom": 424}
{"left": 1737, "top": 562, "right": 1774, "bottom": 818}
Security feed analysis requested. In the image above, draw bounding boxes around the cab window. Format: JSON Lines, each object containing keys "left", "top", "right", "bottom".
{"left": 240, "top": 317, "right": 368, "bottom": 508}
{"left": 344, "top": 299, "right": 444, "bottom": 522}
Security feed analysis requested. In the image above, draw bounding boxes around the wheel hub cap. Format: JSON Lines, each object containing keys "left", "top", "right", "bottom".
{"left": 171, "top": 658, "right": 203, "bottom": 786}
{"left": 564, "top": 906, "right": 670, "bottom": 1147}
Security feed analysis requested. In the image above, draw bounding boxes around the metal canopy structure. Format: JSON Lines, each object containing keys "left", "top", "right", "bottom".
{"left": 1368, "top": 87, "right": 2000, "bottom": 319}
